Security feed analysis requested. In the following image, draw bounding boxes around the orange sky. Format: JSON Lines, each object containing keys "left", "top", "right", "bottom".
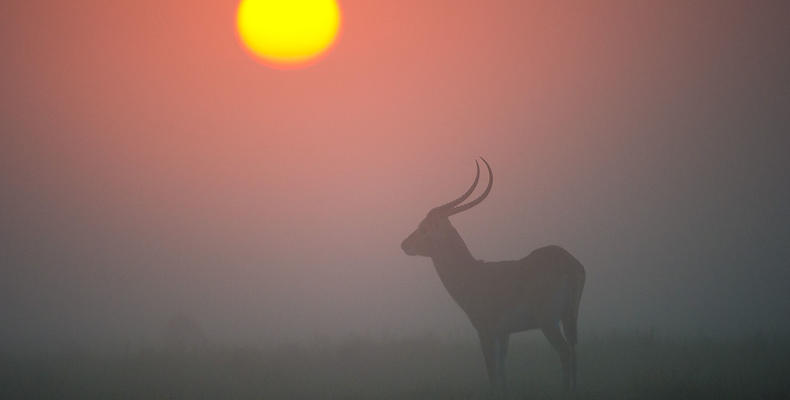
{"left": 2, "top": 1, "right": 789, "bottom": 348}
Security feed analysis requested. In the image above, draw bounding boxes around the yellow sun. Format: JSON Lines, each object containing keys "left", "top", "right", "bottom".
{"left": 236, "top": 0, "right": 341, "bottom": 68}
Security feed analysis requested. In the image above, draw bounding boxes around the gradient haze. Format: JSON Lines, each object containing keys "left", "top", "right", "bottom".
{"left": 1, "top": 0, "right": 789, "bottom": 353}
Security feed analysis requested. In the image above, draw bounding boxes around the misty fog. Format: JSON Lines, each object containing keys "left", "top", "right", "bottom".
{"left": 1, "top": 0, "right": 788, "bottom": 362}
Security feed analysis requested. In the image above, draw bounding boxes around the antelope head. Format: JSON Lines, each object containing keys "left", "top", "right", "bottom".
{"left": 401, "top": 157, "right": 493, "bottom": 258}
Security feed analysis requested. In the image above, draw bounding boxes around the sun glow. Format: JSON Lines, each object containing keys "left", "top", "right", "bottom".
{"left": 236, "top": 0, "right": 341, "bottom": 68}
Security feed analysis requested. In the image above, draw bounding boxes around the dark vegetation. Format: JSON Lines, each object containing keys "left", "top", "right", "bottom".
{"left": 2, "top": 331, "right": 788, "bottom": 399}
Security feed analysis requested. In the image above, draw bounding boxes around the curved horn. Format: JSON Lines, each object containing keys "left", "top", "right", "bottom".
{"left": 432, "top": 160, "right": 480, "bottom": 213}
{"left": 448, "top": 157, "right": 493, "bottom": 216}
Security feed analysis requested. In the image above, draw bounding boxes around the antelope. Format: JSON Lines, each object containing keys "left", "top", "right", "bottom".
{"left": 401, "top": 158, "right": 586, "bottom": 393}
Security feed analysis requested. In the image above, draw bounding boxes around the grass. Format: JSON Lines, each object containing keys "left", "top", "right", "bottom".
{"left": 1, "top": 332, "right": 788, "bottom": 399}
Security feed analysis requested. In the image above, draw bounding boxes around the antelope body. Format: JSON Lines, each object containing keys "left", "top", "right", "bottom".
{"left": 401, "top": 158, "right": 585, "bottom": 392}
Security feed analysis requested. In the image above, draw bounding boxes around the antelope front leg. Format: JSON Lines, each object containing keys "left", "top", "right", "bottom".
{"left": 479, "top": 332, "right": 509, "bottom": 397}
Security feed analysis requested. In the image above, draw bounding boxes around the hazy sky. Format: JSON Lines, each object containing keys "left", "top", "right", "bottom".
{"left": 2, "top": 0, "right": 789, "bottom": 352}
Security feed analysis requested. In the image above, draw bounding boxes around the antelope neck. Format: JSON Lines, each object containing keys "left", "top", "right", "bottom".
{"left": 429, "top": 224, "right": 478, "bottom": 300}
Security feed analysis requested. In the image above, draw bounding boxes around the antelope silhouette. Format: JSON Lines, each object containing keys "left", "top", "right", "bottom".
{"left": 401, "top": 158, "right": 585, "bottom": 393}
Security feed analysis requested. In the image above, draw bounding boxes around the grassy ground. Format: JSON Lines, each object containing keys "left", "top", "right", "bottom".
{"left": 1, "top": 332, "right": 788, "bottom": 399}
